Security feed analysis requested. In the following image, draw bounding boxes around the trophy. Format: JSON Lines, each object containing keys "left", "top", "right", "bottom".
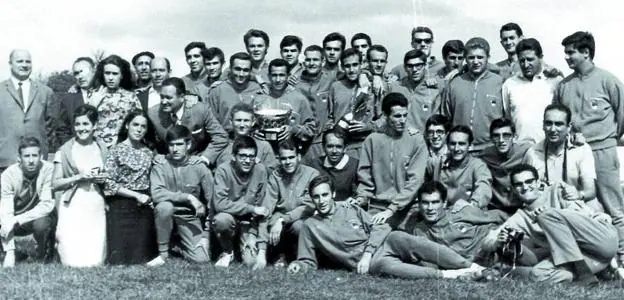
{"left": 253, "top": 97, "right": 293, "bottom": 141}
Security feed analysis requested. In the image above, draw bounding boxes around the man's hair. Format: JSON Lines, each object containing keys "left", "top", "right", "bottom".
{"left": 201, "top": 47, "right": 225, "bottom": 64}
{"left": 425, "top": 114, "right": 451, "bottom": 132}
{"left": 403, "top": 49, "right": 428, "bottom": 65}
{"left": 544, "top": 103, "right": 572, "bottom": 125}
{"left": 489, "top": 118, "right": 516, "bottom": 136}
{"left": 366, "top": 44, "right": 388, "bottom": 61}
{"left": 229, "top": 52, "right": 252, "bottom": 68}
{"left": 509, "top": 163, "right": 539, "bottom": 183}
{"left": 131, "top": 51, "right": 155, "bottom": 66}
{"left": 304, "top": 45, "right": 325, "bottom": 57}
{"left": 161, "top": 77, "right": 186, "bottom": 96}
{"left": 244, "top": 29, "right": 270, "bottom": 48}
{"left": 230, "top": 102, "right": 255, "bottom": 117}
{"left": 441, "top": 40, "right": 465, "bottom": 58}
{"left": 165, "top": 125, "right": 192, "bottom": 143}
{"left": 73, "top": 56, "right": 95, "bottom": 68}
{"left": 322, "top": 129, "right": 345, "bottom": 146}
{"left": 280, "top": 35, "right": 303, "bottom": 51}
{"left": 322, "top": 32, "right": 346, "bottom": 50}
{"left": 561, "top": 31, "right": 595, "bottom": 59}
{"left": 351, "top": 33, "right": 372, "bottom": 47}
{"left": 448, "top": 125, "right": 474, "bottom": 144}
{"left": 515, "top": 38, "right": 543, "bottom": 58}
{"left": 94, "top": 54, "right": 134, "bottom": 90}
{"left": 277, "top": 138, "right": 298, "bottom": 154}
{"left": 411, "top": 26, "right": 434, "bottom": 40}
{"left": 232, "top": 135, "right": 257, "bottom": 155}
{"left": 269, "top": 58, "right": 290, "bottom": 75}
{"left": 465, "top": 37, "right": 491, "bottom": 56}
{"left": 499, "top": 22, "right": 523, "bottom": 37}
{"left": 308, "top": 175, "right": 334, "bottom": 195}
{"left": 184, "top": 42, "right": 207, "bottom": 55}
{"left": 417, "top": 181, "right": 448, "bottom": 202}
{"left": 382, "top": 92, "right": 409, "bottom": 116}
{"left": 18, "top": 136, "right": 41, "bottom": 155}
{"left": 340, "top": 48, "right": 360, "bottom": 65}
{"left": 73, "top": 104, "right": 98, "bottom": 125}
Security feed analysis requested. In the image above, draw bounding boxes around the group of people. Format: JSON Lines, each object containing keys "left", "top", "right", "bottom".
{"left": 1, "top": 22, "right": 624, "bottom": 285}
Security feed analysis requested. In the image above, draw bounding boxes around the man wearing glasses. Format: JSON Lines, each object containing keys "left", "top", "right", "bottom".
{"left": 388, "top": 26, "right": 444, "bottom": 82}
{"left": 424, "top": 114, "right": 451, "bottom": 163}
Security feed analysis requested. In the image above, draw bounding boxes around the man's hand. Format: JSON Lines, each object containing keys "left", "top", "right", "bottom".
{"left": 187, "top": 194, "right": 206, "bottom": 217}
{"left": 358, "top": 74, "right": 371, "bottom": 90}
{"left": 570, "top": 132, "right": 586, "bottom": 146}
{"left": 0, "top": 219, "right": 17, "bottom": 238}
{"left": 357, "top": 252, "right": 372, "bottom": 274}
{"left": 252, "top": 254, "right": 267, "bottom": 270}
{"left": 287, "top": 262, "right": 302, "bottom": 274}
{"left": 348, "top": 120, "right": 370, "bottom": 133}
{"left": 277, "top": 125, "right": 292, "bottom": 141}
{"left": 322, "top": 121, "right": 335, "bottom": 132}
{"left": 451, "top": 199, "right": 471, "bottom": 213}
{"left": 199, "top": 156, "right": 211, "bottom": 167}
{"left": 495, "top": 228, "right": 510, "bottom": 248}
{"left": 371, "top": 75, "right": 386, "bottom": 96}
{"left": 371, "top": 209, "right": 393, "bottom": 224}
{"left": 252, "top": 131, "right": 267, "bottom": 141}
{"left": 135, "top": 194, "right": 152, "bottom": 207}
{"left": 252, "top": 206, "right": 269, "bottom": 217}
{"left": 269, "top": 219, "right": 284, "bottom": 245}
{"left": 559, "top": 183, "right": 581, "bottom": 201}
{"left": 287, "top": 74, "right": 300, "bottom": 86}
{"left": 594, "top": 213, "right": 613, "bottom": 224}
{"left": 528, "top": 206, "right": 547, "bottom": 221}
{"left": 259, "top": 83, "right": 270, "bottom": 94}
{"left": 345, "top": 197, "right": 364, "bottom": 207}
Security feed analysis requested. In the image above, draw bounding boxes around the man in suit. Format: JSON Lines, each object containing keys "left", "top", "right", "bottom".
{"left": 147, "top": 77, "right": 228, "bottom": 168}
{"left": 0, "top": 49, "right": 56, "bottom": 171}
{"left": 56, "top": 57, "right": 95, "bottom": 145}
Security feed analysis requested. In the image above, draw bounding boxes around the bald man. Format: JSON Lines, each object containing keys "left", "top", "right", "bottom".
{"left": 0, "top": 50, "right": 56, "bottom": 171}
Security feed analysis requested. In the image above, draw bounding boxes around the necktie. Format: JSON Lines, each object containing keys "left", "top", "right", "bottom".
{"left": 17, "top": 82, "right": 24, "bottom": 104}
{"left": 170, "top": 113, "right": 179, "bottom": 126}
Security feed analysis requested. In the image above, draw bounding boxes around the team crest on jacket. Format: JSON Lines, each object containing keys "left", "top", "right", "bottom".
{"left": 348, "top": 219, "right": 363, "bottom": 230}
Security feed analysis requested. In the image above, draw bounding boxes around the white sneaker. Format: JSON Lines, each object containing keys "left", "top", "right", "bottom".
{"left": 215, "top": 252, "right": 234, "bottom": 268}
{"left": 146, "top": 255, "right": 166, "bottom": 267}
{"left": 3, "top": 251, "right": 15, "bottom": 268}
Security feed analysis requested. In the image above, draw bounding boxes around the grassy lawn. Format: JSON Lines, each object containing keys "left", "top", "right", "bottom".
{"left": 2, "top": 239, "right": 623, "bottom": 299}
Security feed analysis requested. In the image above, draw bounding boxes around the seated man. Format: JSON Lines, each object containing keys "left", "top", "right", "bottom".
{"left": 149, "top": 126, "right": 213, "bottom": 265}
{"left": 370, "top": 181, "right": 502, "bottom": 279}
{"left": 212, "top": 136, "right": 269, "bottom": 268}
{"left": 214, "top": 103, "right": 277, "bottom": 168}
{"left": 256, "top": 140, "right": 320, "bottom": 269}
{"left": 424, "top": 114, "right": 450, "bottom": 162}
{"left": 479, "top": 118, "right": 532, "bottom": 215}
{"left": 287, "top": 175, "right": 391, "bottom": 275}
{"left": 302, "top": 130, "right": 358, "bottom": 202}
{"left": 483, "top": 164, "right": 618, "bottom": 283}
{"left": 354, "top": 93, "right": 428, "bottom": 228}
{"left": 0, "top": 137, "right": 56, "bottom": 268}
{"left": 426, "top": 125, "right": 493, "bottom": 209}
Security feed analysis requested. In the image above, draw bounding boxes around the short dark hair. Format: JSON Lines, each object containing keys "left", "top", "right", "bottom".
{"left": 184, "top": 42, "right": 207, "bottom": 55}
{"left": 308, "top": 175, "right": 334, "bottom": 195}
{"left": 441, "top": 40, "right": 465, "bottom": 58}
{"left": 509, "top": 164, "right": 539, "bottom": 183}
{"left": 131, "top": 51, "right": 154, "bottom": 66}
{"left": 417, "top": 181, "right": 448, "bottom": 202}
{"left": 73, "top": 104, "right": 98, "bottom": 126}
{"left": 403, "top": 49, "right": 428, "bottom": 65}
{"left": 280, "top": 35, "right": 303, "bottom": 51}
{"left": 18, "top": 136, "right": 41, "bottom": 155}
{"left": 561, "top": 31, "right": 595, "bottom": 59}
{"left": 244, "top": 29, "right": 270, "bottom": 48}
{"left": 230, "top": 102, "right": 254, "bottom": 117}
{"left": 382, "top": 92, "right": 408, "bottom": 116}
{"left": 304, "top": 45, "right": 325, "bottom": 57}
{"left": 489, "top": 118, "right": 516, "bottom": 136}
{"left": 544, "top": 103, "right": 572, "bottom": 125}
{"left": 202, "top": 47, "right": 225, "bottom": 64}
{"left": 351, "top": 33, "right": 372, "bottom": 47}
{"left": 366, "top": 44, "right": 388, "bottom": 61}
{"left": 448, "top": 125, "right": 474, "bottom": 144}
{"left": 425, "top": 114, "right": 451, "bottom": 132}
{"left": 232, "top": 135, "right": 257, "bottom": 155}
{"left": 515, "top": 38, "right": 543, "bottom": 58}
{"left": 269, "top": 58, "right": 290, "bottom": 75}
{"left": 411, "top": 26, "right": 434, "bottom": 40}
{"left": 340, "top": 48, "right": 360, "bottom": 65}
{"left": 322, "top": 130, "right": 345, "bottom": 146}
{"left": 322, "top": 32, "right": 346, "bottom": 50}
{"left": 161, "top": 77, "right": 186, "bottom": 96}
{"left": 73, "top": 56, "right": 95, "bottom": 68}
{"left": 277, "top": 138, "right": 298, "bottom": 154}
{"left": 499, "top": 23, "right": 523, "bottom": 37}
{"left": 465, "top": 37, "right": 491, "bottom": 56}
{"left": 229, "top": 52, "right": 252, "bottom": 68}
{"left": 165, "top": 125, "right": 192, "bottom": 143}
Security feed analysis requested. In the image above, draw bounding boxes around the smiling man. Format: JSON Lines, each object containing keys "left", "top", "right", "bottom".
{"left": 244, "top": 29, "right": 271, "bottom": 88}
{"left": 424, "top": 114, "right": 451, "bottom": 162}
{"left": 280, "top": 35, "right": 304, "bottom": 82}
{"left": 57, "top": 57, "right": 96, "bottom": 144}
{"left": 388, "top": 26, "right": 444, "bottom": 82}
{"left": 496, "top": 23, "right": 524, "bottom": 80}
{"left": 132, "top": 51, "right": 154, "bottom": 92}
{"left": 182, "top": 42, "right": 208, "bottom": 91}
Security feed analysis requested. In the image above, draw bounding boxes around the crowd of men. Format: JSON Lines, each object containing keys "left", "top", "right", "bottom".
{"left": 2, "top": 21, "right": 624, "bottom": 284}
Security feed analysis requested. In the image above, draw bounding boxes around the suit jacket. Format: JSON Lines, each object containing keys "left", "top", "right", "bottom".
{"left": 57, "top": 91, "right": 86, "bottom": 146}
{"left": 0, "top": 79, "right": 57, "bottom": 167}
{"left": 136, "top": 89, "right": 150, "bottom": 114}
{"left": 147, "top": 102, "right": 229, "bottom": 165}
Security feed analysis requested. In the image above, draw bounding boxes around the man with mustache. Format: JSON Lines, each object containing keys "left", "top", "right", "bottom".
{"left": 182, "top": 41, "right": 208, "bottom": 91}
{"left": 0, "top": 137, "right": 56, "bottom": 267}
{"left": 57, "top": 57, "right": 96, "bottom": 144}
{"left": 388, "top": 26, "right": 444, "bottom": 82}
{"left": 132, "top": 51, "right": 154, "bottom": 93}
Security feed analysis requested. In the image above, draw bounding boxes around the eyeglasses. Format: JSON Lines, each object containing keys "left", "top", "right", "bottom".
{"left": 406, "top": 63, "right": 426, "bottom": 70}
{"left": 446, "top": 55, "right": 464, "bottom": 61}
{"left": 426, "top": 129, "right": 446, "bottom": 136}
{"left": 236, "top": 154, "right": 257, "bottom": 161}
{"left": 512, "top": 178, "right": 536, "bottom": 189}
{"left": 490, "top": 133, "right": 514, "bottom": 140}
{"left": 413, "top": 38, "right": 433, "bottom": 44}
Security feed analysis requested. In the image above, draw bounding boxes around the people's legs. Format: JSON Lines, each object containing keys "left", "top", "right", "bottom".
{"left": 153, "top": 202, "right": 176, "bottom": 256}
{"left": 26, "top": 214, "right": 57, "bottom": 261}
{"left": 593, "top": 147, "right": 624, "bottom": 263}
{"left": 239, "top": 221, "right": 259, "bottom": 267}
{"left": 530, "top": 258, "right": 574, "bottom": 283}
{"left": 272, "top": 220, "right": 305, "bottom": 263}
{"left": 213, "top": 212, "right": 237, "bottom": 255}
{"left": 173, "top": 213, "right": 209, "bottom": 263}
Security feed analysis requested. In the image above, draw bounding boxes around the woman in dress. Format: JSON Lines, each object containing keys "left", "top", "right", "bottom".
{"left": 88, "top": 54, "right": 143, "bottom": 148}
{"left": 103, "top": 109, "right": 158, "bottom": 265}
{"left": 52, "top": 105, "right": 108, "bottom": 267}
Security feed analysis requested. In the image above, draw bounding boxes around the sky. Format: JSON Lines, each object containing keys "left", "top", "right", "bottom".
{"left": 0, "top": 0, "right": 622, "bottom": 80}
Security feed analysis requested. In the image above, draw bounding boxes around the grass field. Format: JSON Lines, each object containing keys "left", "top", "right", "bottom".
{"left": 2, "top": 239, "right": 624, "bottom": 299}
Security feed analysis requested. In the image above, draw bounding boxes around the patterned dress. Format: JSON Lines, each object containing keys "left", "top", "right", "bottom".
{"left": 88, "top": 87, "right": 142, "bottom": 148}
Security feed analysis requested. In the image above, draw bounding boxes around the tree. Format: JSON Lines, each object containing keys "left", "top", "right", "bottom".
{"left": 46, "top": 70, "right": 75, "bottom": 93}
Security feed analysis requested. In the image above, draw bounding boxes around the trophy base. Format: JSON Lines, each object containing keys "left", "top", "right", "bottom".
{"left": 263, "top": 129, "right": 281, "bottom": 141}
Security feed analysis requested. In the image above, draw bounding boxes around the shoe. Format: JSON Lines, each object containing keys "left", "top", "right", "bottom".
{"left": 215, "top": 252, "right": 234, "bottom": 268}
{"left": 146, "top": 255, "right": 166, "bottom": 267}
{"left": 274, "top": 255, "right": 287, "bottom": 268}
{"left": 3, "top": 251, "right": 15, "bottom": 268}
